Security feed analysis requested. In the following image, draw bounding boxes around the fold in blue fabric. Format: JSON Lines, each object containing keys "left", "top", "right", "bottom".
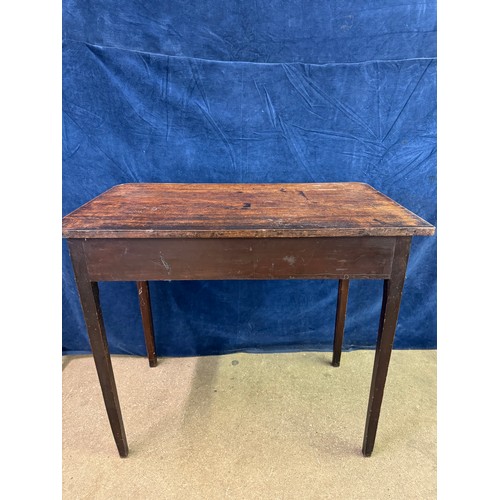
{"left": 62, "top": 1, "right": 436, "bottom": 356}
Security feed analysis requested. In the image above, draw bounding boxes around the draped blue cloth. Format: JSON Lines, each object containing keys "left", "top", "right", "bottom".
{"left": 63, "top": 1, "right": 436, "bottom": 355}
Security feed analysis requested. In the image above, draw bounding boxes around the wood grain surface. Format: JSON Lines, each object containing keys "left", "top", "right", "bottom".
{"left": 62, "top": 183, "right": 435, "bottom": 239}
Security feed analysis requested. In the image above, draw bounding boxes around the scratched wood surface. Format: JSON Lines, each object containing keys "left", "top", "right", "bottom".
{"left": 62, "top": 183, "right": 435, "bottom": 238}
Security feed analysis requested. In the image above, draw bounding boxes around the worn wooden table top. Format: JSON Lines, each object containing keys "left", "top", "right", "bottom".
{"left": 62, "top": 183, "right": 434, "bottom": 239}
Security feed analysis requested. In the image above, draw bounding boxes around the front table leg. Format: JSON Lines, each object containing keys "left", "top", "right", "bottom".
{"left": 68, "top": 240, "right": 129, "bottom": 458}
{"left": 362, "top": 237, "right": 411, "bottom": 457}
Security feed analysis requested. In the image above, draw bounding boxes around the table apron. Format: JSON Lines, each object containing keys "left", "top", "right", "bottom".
{"left": 78, "top": 237, "right": 397, "bottom": 281}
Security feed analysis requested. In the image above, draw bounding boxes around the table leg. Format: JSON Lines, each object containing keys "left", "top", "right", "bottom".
{"left": 332, "top": 279, "right": 349, "bottom": 367}
{"left": 362, "top": 237, "right": 411, "bottom": 457}
{"left": 68, "top": 240, "right": 129, "bottom": 458}
{"left": 136, "top": 281, "right": 158, "bottom": 367}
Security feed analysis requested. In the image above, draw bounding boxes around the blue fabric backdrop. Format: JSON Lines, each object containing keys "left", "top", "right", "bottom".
{"left": 62, "top": 1, "right": 436, "bottom": 356}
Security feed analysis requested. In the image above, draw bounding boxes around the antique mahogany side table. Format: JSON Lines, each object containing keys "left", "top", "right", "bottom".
{"left": 62, "top": 182, "right": 435, "bottom": 457}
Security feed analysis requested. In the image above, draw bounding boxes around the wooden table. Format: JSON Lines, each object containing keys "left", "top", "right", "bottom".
{"left": 63, "top": 182, "right": 435, "bottom": 457}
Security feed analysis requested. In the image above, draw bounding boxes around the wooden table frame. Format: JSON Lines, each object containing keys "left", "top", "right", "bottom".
{"left": 63, "top": 183, "right": 434, "bottom": 458}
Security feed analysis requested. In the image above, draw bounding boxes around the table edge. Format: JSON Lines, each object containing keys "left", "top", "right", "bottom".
{"left": 62, "top": 226, "right": 435, "bottom": 239}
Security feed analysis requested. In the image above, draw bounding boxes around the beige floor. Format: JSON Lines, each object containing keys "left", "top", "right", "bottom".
{"left": 62, "top": 350, "right": 436, "bottom": 499}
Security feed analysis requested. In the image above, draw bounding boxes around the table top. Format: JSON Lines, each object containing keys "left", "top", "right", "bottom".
{"left": 62, "top": 183, "right": 435, "bottom": 239}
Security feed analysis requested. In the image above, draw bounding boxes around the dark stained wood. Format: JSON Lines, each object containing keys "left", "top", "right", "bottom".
{"left": 136, "top": 281, "right": 157, "bottom": 368}
{"left": 62, "top": 183, "right": 435, "bottom": 239}
{"left": 82, "top": 237, "right": 396, "bottom": 281}
{"left": 332, "top": 279, "right": 349, "bottom": 367}
{"left": 362, "top": 237, "right": 412, "bottom": 457}
{"left": 63, "top": 183, "right": 435, "bottom": 458}
{"left": 67, "top": 239, "right": 129, "bottom": 458}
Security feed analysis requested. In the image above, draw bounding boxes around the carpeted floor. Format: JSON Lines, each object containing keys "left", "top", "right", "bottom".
{"left": 62, "top": 350, "right": 436, "bottom": 499}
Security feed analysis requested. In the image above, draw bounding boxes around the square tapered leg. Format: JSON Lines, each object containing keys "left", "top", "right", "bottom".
{"left": 137, "top": 281, "right": 158, "bottom": 367}
{"left": 68, "top": 240, "right": 129, "bottom": 458}
{"left": 332, "top": 279, "right": 349, "bottom": 367}
{"left": 362, "top": 237, "right": 411, "bottom": 457}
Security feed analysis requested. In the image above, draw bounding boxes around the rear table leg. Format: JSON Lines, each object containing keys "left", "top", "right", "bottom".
{"left": 137, "top": 281, "right": 158, "bottom": 368}
{"left": 332, "top": 279, "right": 349, "bottom": 367}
